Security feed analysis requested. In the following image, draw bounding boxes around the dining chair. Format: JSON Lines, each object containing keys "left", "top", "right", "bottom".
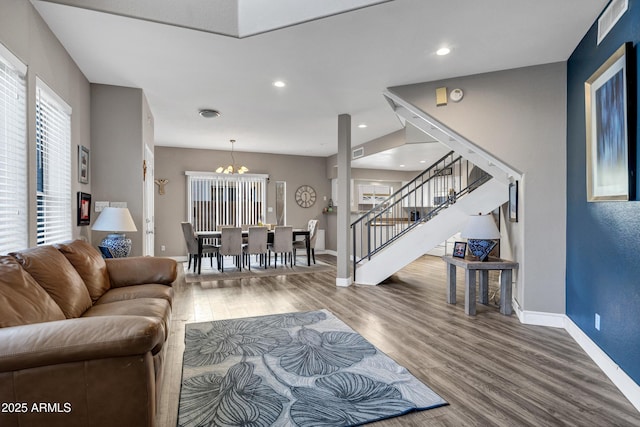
{"left": 219, "top": 227, "right": 244, "bottom": 272}
{"left": 241, "top": 224, "right": 258, "bottom": 244}
{"left": 268, "top": 226, "right": 293, "bottom": 267}
{"left": 243, "top": 226, "right": 268, "bottom": 270}
{"left": 293, "top": 219, "right": 318, "bottom": 265}
{"left": 181, "top": 222, "right": 218, "bottom": 272}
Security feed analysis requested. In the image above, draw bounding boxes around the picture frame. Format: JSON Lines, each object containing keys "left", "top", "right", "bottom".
{"left": 584, "top": 42, "right": 632, "bottom": 202}
{"left": 452, "top": 241, "right": 467, "bottom": 258}
{"left": 77, "top": 192, "right": 91, "bottom": 226}
{"left": 509, "top": 181, "right": 518, "bottom": 222}
{"left": 78, "top": 145, "right": 89, "bottom": 184}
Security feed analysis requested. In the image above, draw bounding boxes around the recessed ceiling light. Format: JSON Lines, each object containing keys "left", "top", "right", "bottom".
{"left": 420, "top": 160, "right": 426, "bottom": 163}
{"left": 399, "top": 164, "right": 406, "bottom": 168}
{"left": 436, "top": 47, "right": 451, "bottom": 56}
{"left": 199, "top": 109, "right": 220, "bottom": 118}
{"left": 273, "top": 80, "right": 286, "bottom": 88}
{"left": 358, "top": 124, "right": 367, "bottom": 128}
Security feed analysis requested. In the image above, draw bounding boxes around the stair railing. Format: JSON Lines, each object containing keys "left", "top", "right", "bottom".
{"left": 350, "top": 151, "right": 490, "bottom": 279}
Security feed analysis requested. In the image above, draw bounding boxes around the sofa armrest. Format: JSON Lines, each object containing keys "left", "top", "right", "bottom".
{"left": 105, "top": 256, "right": 177, "bottom": 288}
{"left": 0, "top": 316, "right": 164, "bottom": 373}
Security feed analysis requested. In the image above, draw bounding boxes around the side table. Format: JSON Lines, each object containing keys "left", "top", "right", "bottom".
{"left": 442, "top": 255, "right": 518, "bottom": 316}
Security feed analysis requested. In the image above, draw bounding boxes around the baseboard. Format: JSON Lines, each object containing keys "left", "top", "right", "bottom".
{"left": 513, "top": 301, "right": 565, "bottom": 328}
{"left": 322, "top": 249, "right": 337, "bottom": 256}
{"left": 517, "top": 304, "right": 640, "bottom": 412}
{"left": 564, "top": 317, "right": 640, "bottom": 412}
{"left": 335, "top": 276, "right": 352, "bottom": 287}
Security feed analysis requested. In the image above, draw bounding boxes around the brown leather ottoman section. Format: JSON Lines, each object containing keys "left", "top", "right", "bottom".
{"left": 82, "top": 298, "right": 171, "bottom": 351}
{"left": 0, "top": 354, "right": 155, "bottom": 427}
{"left": 94, "top": 284, "right": 174, "bottom": 307}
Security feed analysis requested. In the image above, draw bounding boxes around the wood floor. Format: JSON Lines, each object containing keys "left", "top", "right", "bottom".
{"left": 157, "top": 254, "right": 639, "bottom": 427}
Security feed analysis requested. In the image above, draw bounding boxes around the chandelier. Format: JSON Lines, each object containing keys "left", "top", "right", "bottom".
{"left": 216, "top": 139, "right": 249, "bottom": 174}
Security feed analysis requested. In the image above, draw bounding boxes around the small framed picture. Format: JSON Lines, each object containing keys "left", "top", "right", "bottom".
{"left": 77, "top": 192, "right": 91, "bottom": 226}
{"left": 452, "top": 241, "right": 467, "bottom": 258}
{"left": 78, "top": 145, "right": 89, "bottom": 184}
{"left": 509, "top": 181, "right": 518, "bottom": 222}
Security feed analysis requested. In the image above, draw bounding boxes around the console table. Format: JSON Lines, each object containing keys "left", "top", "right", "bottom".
{"left": 442, "top": 256, "right": 518, "bottom": 316}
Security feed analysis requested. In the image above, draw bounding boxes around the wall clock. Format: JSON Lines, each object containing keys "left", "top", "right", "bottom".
{"left": 295, "top": 185, "right": 317, "bottom": 208}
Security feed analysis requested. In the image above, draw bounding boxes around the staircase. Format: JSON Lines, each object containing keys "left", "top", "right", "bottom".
{"left": 351, "top": 90, "right": 522, "bottom": 285}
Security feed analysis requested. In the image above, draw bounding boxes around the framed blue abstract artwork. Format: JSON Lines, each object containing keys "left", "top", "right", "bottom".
{"left": 584, "top": 42, "right": 632, "bottom": 202}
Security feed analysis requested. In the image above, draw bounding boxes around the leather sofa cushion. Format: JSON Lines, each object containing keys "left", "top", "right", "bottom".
{"left": 95, "top": 284, "right": 174, "bottom": 307}
{"left": 106, "top": 257, "right": 177, "bottom": 287}
{"left": 0, "top": 256, "right": 65, "bottom": 327}
{"left": 82, "top": 298, "right": 171, "bottom": 350}
{"left": 11, "top": 246, "right": 92, "bottom": 319}
{"left": 55, "top": 240, "right": 111, "bottom": 302}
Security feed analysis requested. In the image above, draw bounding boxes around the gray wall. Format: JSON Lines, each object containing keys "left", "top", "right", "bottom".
{"left": 90, "top": 84, "right": 151, "bottom": 256}
{"left": 326, "top": 130, "right": 405, "bottom": 179}
{"left": 154, "top": 147, "right": 330, "bottom": 256}
{"left": 0, "top": 0, "right": 91, "bottom": 246}
{"left": 390, "top": 62, "right": 567, "bottom": 314}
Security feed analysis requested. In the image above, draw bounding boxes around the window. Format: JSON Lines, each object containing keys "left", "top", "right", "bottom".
{"left": 36, "top": 78, "right": 72, "bottom": 245}
{"left": 186, "top": 172, "right": 267, "bottom": 232}
{"left": 0, "top": 44, "right": 27, "bottom": 254}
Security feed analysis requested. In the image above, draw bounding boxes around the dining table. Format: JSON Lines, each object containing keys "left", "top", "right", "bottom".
{"left": 195, "top": 228, "right": 311, "bottom": 274}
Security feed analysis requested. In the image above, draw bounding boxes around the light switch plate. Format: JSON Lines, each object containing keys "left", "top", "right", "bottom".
{"left": 95, "top": 201, "right": 109, "bottom": 212}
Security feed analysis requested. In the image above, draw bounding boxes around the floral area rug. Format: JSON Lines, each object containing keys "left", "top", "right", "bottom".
{"left": 178, "top": 310, "right": 447, "bottom": 426}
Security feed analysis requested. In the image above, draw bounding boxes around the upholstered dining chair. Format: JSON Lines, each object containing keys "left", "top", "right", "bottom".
{"left": 243, "top": 226, "right": 268, "bottom": 270}
{"left": 181, "top": 222, "right": 218, "bottom": 272}
{"left": 268, "top": 226, "right": 293, "bottom": 267}
{"left": 293, "top": 219, "right": 318, "bottom": 265}
{"left": 219, "top": 227, "right": 244, "bottom": 272}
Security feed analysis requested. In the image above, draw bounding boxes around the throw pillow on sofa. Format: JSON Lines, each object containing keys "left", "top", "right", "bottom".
{"left": 55, "top": 239, "right": 111, "bottom": 303}
{"left": 0, "top": 256, "right": 65, "bottom": 327}
{"left": 11, "top": 245, "right": 92, "bottom": 318}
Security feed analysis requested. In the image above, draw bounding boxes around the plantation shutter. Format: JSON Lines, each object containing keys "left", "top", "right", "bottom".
{"left": 0, "top": 44, "right": 27, "bottom": 254}
{"left": 36, "top": 78, "right": 72, "bottom": 245}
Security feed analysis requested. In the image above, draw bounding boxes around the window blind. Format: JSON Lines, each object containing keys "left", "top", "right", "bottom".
{"left": 0, "top": 45, "right": 27, "bottom": 254}
{"left": 186, "top": 172, "right": 267, "bottom": 232}
{"left": 36, "top": 78, "right": 72, "bottom": 245}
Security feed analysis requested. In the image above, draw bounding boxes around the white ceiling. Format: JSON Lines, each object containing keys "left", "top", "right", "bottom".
{"left": 351, "top": 142, "right": 451, "bottom": 171}
{"left": 32, "top": 0, "right": 606, "bottom": 169}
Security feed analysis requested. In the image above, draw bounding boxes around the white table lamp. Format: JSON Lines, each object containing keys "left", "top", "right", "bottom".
{"left": 460, "top": 213, "right": 500, "bottom": 261}
{"left": 92, "top": 207, "right": 137, "bottom": 257}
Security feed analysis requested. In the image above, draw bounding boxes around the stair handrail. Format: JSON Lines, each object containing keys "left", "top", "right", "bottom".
{"left": 350, "top": 153, "right": 491, "bottom": 280}
{"left": 353, "top": 150, "right": 456, "bottom": 221}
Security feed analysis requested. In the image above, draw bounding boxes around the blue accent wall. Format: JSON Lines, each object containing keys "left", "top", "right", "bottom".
{"left": 567, "top": 1, "right": 640, "bottom": 384}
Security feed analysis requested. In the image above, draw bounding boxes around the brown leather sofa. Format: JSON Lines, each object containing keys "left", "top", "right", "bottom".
{"left": 0, "top": 239, "right": 177, "bottom": 427}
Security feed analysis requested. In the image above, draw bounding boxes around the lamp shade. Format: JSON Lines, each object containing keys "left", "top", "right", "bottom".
{"left": 92, "top": 207, "right": 137, "bottom": 232}
{"left": 460, "top": 214, "right": 500, "bottom": 239}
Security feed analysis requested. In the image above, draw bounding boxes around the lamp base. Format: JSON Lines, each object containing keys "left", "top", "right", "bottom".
{"left": 467, "top": 239, "right": 497, "bottom": 261}
{"left": 100, "top": 233, "right": 132, "bottom": 258}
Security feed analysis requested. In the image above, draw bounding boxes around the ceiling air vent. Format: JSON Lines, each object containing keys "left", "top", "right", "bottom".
{"left": 597, "top": 0, "right": 628, "bottom": 45}
{"left": 352, "top": 147, "right": 364, "bottom": 159}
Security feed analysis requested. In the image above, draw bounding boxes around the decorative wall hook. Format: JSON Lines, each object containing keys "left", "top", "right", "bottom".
{"left": 155, "top": 178, "right": 169, "bottom": 195}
